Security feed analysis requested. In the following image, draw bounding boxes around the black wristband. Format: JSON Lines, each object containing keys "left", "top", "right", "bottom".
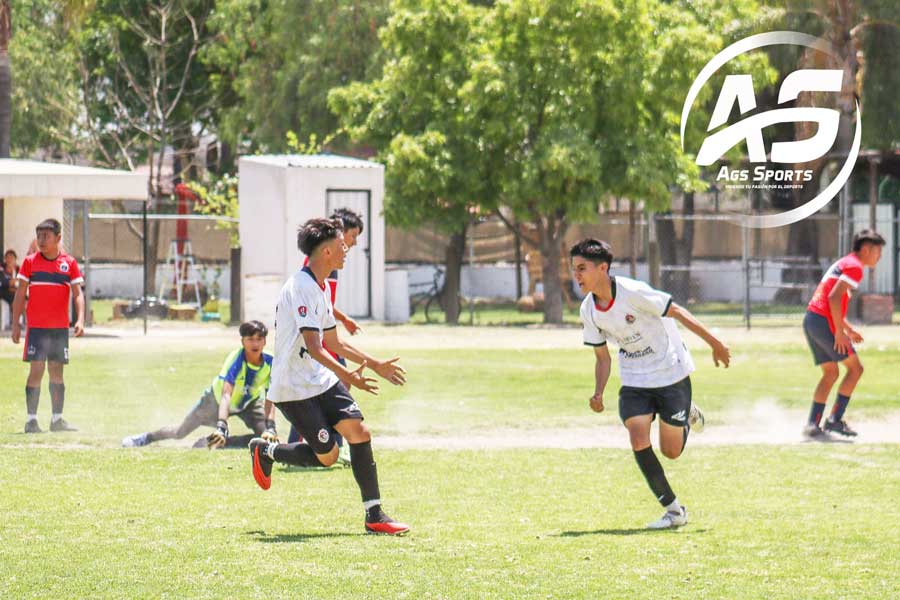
{"left": 216, "top": 419, "right": 228, "bottom": 432}
{"left": 265, "top": 419, "right": 277, "bottom": 431}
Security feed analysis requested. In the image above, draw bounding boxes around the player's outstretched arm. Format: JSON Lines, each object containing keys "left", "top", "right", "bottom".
{"left": 304, "top": 329, "right": 380, "bottom": 394}
{"left": 590, "top": 345, "right": 612, "bottom": 413}
{"left": 667, "top": 302, "right": 730, "bottom": 368}
{"left": 323, "top": 328, "right": 406, "bottom": 386}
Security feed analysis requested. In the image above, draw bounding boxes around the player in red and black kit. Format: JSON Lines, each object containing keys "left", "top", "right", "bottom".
{"left": 11, "top": 219, "right": 85, "bottom": 433}
{"left": 802, "top": 229, "right": 885, "bottom": 439}
{"left": 285, "top": 208, "right": 364, "bottom": 464}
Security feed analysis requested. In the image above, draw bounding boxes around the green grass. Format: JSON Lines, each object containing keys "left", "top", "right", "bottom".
{"left": 1, "top": 446, "right": 898, "bottom": 599}
{"left": 1, "top": 325, "right": 899, "bottom": 598}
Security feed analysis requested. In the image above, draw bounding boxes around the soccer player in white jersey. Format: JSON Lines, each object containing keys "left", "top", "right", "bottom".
{"left": 572, "top": 238, "right": 730, "bottom": 529}
{"left": 249, "top": 217, "right": 409, "bottom": 535}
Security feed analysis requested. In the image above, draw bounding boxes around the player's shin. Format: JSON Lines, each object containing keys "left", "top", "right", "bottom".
{"left": 272, "top": 442, "right": 324, "bottom": 467}
{"left": 634, "top": 447, "right": 676, "bottom": 507}
{"left": 349, "top": 441, "right": 381, "bottom": 513}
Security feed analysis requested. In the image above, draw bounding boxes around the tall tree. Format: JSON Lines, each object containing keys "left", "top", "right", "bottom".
{"left": 77, "top": 0, "right": 216, "bottom": 288}
{"left": 0, "top": 0, "right": 11, "bottom": 158}
{"left": 331, "top": 0, "right": 497, "bottom": 324}
{"left": 204, "top": 0, "right": 389, "bottom": 156}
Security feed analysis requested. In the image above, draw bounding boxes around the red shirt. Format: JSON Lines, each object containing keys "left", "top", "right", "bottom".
{"left": 807, "top": 253, "right": 863, "bottom": 332}
{"left": 18, "top": 252, "right": 83, "bottom": 329}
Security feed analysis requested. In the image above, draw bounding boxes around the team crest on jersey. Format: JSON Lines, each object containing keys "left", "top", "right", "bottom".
{"left": 317, "top": 428, "right": 330, "bottom": 444}
{"left": 625, "top": 313, "right": 636, "bottom": 324}
{"left": 298, "top": 306, "right": 307, "bottom": 317}
{"left": 59, "top": 262, "right": 69, "bottom": 273}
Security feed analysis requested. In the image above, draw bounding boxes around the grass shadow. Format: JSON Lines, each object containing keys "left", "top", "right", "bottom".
{"left": 245, "top": 530, "right": 364, "bottom": 543}
{"left": 558, "top": 527, "right": 710, "bottom": 537}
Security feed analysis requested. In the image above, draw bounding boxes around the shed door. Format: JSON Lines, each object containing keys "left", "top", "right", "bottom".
{"left": 326, "top": 190, "right": 371, "bottom": 317}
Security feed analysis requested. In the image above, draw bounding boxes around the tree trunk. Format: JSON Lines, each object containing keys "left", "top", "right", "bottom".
{"left": 537, "top": 212, "right": 568, "bottom": 324}
{"left": 0, "top": 0, "right": 12, "bottom": 159}
{"left": 657, "top": 193, "right": 695, "bottom": 303}
{"left": 442, "top": 224, "right": 466, "bottom": 324}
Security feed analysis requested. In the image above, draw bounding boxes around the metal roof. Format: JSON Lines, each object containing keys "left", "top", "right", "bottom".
{"left": 0, "top": 159, "right": 148, "bottom": 200}
{"left": 242, "top": 154, "right": 383, "bottom": 170}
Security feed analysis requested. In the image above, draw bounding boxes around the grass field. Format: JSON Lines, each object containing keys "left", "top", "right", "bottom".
{"left": 1, "top": 323, "right": 899, "bottom": 598}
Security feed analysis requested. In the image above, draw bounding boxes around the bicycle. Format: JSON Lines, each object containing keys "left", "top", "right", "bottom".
{"left": 409, "top": 265, "right": 463, "bottom": 324}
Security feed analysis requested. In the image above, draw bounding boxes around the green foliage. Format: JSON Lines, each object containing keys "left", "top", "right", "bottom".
{"left": 187, "top": 173, "right": 239, "bottom": 247}
{"left": 9, "top": 0, "right": 83, "bottom": 157}
{"left": 204, "top": 0, "right": 389, "bottom": 153}
{"left": 331, "top": 0, "right": 494, "bottom": 233}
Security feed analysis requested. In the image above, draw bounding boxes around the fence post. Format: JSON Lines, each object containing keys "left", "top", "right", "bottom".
{"left": 742, "top": 221, "right": 750, "bottom": 330}
{"left": 83, "top": 201, "right": 91, "bottom": 327}
{"left": 230, "top": 246, "right": 241, "bottom": 325}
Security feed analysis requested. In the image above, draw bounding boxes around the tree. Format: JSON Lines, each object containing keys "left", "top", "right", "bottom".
{"left": 204, "top": 0, "right": 389, "bottom": 157}
{"left": 331, "top": 0, "right": 497, "bottom": 324}
{"left": 76, "top": 0, "right": 216, "bottom": 288}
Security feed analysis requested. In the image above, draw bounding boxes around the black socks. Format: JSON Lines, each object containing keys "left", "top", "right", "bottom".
{"left": 634, "top": 447, "right": 675, "bottom": 507}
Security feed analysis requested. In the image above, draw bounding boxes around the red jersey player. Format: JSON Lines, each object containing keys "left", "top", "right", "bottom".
{"left": 802, "top": 229, "right": 885, "bottom": 439}
{"left": 12, "top": 218, "right": 85, "bottom": 433}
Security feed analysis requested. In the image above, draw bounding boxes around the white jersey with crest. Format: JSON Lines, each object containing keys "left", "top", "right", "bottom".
{"left": 580, "top": 276, "right": 694, "bottom": 388}
{"left": 268, "top": 266, "right": 340, "bottom": 402}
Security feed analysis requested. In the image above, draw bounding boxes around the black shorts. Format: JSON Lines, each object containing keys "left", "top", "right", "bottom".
{"left": 275, "top": 382, "right": 363, "bottom": 454}
{"left": 23, "top": 328, "right": 69, "bottom": 363}
{"left": 618, "top": 377, "right": 692, "bottom": 427}
{"left": 803, "top": 310, "right": 854, "bottom": 365}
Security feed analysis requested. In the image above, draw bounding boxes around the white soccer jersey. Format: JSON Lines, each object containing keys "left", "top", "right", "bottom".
{"left": 268, "top": 266, "right": 340, "bottom": 402}
{"left": 580, "top": 276, "right": 695, "bottom": 388}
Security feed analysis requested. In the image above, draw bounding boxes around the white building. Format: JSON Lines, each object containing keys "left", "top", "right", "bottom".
{"left": 238, "top": 154, "right": 386, "bottom": 326}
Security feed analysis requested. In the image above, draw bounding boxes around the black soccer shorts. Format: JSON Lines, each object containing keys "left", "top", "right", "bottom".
{"left": 618, "top": 376, "right": 692, "bottom": 427}
{"left": 23, "top": 328, "right": 69, "bottom": 363}
{"left": 275, "top": 382, "right": 363, "bottom": 454}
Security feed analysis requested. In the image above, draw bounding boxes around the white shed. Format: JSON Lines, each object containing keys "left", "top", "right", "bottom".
{"left": 238, "top": 154, "right": 385, "bottom": 327}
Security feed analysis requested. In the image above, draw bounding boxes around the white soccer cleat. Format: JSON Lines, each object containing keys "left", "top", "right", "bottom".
{"left": 122, "top": 433, "right": 150, "bottom": 448}
{"left": 647, "top": 506, "right": 688, "bottom": 530}
{"left": 689, "top": 403, "right": 705, "bottom": 433}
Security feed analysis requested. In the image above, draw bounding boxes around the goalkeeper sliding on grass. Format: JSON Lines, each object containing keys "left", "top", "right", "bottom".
{"left": 121, "top": 320, "right": 279, "bottom": 449}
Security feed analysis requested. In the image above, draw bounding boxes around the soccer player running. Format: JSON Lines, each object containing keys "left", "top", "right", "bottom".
{"left": 12, "top": 219, "right": 85, "bottom": 433}
{"left": 286, "top": 208, "right": 366, "bottom": 465}
{"left": 250, "top": 217, "right": 409, "bottom": 535}
{"left": 121, "top": 320, "right": 277, "bottom": 449}
{"left": 572, "top": 239, "right": 730, "bottom": 529}
{"left": 802, "top": 229, "right": 885, "bottom": 439}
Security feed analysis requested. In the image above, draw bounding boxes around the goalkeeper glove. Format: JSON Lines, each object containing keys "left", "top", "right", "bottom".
{"left": 261, "top": 419, "right": 279, "bottom": 443}
{"left": 206, "top": 419, "right": 228, "bottom": 449}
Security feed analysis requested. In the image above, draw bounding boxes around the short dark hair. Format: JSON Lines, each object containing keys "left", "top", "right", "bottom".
{"left": 4, "top": 248, "right": 15, "bottom": 258}
{"left": 852, "top": 229, "right": 886, "bottom": 253}
{"left": 569, "top": 238, "right": 614, "bottom": 267}
{"left": 36, "top": 218, "right": 62, "bottom": 236}
{"left": 239, "top": 320, "right": 268, "bottom": 338}
{"left": 297, "top": 217, "right": 342, "bottom": 255}
{"left": 331, "top": 208, "right": 364, "bottom": 235}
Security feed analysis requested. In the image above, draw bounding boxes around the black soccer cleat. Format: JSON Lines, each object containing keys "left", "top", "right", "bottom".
{"left": 49, "top": 418, "right": 78, "bottom": 432}
{"left": 802, "top": 423, "right": 829, "bottom": 440}
{"left": 24, "top": 420, "right": 43, "bottom": 434}
{"left": 823, "top": 419, "right": 858, "bottom": 437}
{"left": 249, "top": 438, "right": 273, "bottom": 490}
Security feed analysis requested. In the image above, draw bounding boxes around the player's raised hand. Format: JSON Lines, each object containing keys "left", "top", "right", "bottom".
{"left": 589, "top": 393, "right": 604, "bottom": 413}
{"left": 373, "top": 357, "right": 407, "bottom": 386}
{"left": 712, "top": 341, "right": 731, "bottom": 368}
{"left": 348, "top": 361, "right": 380, "bottom": 395}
